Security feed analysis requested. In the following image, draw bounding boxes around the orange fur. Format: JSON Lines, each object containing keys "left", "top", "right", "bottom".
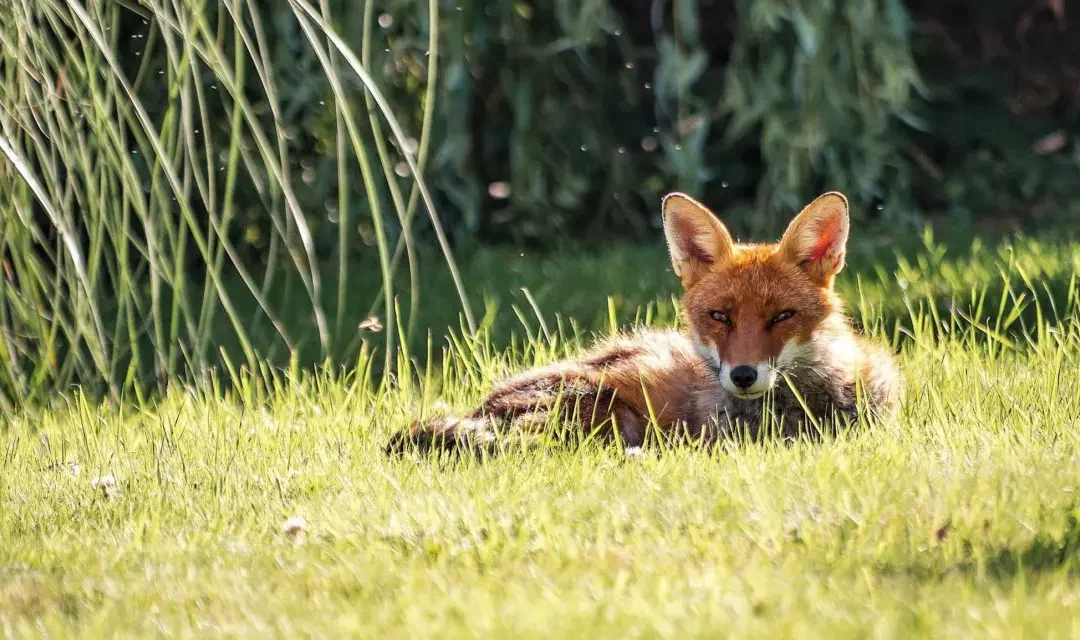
{"left": 386, "top": 192, "right": 902, "bottom": 455}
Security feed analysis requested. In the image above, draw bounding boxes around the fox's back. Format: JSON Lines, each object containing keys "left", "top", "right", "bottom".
{"left": 486, "top": 328, "right": 719, "bottom": 436}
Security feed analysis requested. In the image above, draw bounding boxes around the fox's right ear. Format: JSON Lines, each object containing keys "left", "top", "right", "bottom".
{"left": 778, "top": 191, "right": 849, "bottom": 287}
{"left": 662, "top": 193, "right": 734, "bottom": 289}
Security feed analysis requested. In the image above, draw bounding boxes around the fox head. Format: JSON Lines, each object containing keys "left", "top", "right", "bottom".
{"left": 663, "top": 192, "right": 850, "bottom": 399}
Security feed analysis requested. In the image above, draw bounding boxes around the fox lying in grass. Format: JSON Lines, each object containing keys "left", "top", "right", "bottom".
{"left": 387, "top": 192, "right": 901, "bottom": 454}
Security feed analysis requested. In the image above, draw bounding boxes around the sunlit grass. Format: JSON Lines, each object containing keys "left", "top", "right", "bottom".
{"left": 3, "top": 237, "right": 1080, "bottom": 636}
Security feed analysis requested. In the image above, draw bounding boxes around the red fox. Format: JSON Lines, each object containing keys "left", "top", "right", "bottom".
{"left": 387, "top": 192, "right": 901, "bottom": 453}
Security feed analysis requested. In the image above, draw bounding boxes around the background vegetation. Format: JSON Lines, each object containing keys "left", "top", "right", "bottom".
{"left": 1, "top": 0, "right": 1078, "bottom": 405}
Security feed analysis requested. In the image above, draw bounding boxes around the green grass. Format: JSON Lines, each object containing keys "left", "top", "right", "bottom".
{"left": 4, "top": 235, "right": 1080, "bottom": 637}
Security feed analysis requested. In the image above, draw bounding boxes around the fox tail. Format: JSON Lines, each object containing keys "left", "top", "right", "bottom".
{"left": 384, "top": 412, "right": 499, "bottom": 456}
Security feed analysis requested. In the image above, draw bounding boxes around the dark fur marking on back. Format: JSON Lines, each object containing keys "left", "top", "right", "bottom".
{"left": 583, "top": 345, "right": 644, "bottom": 369}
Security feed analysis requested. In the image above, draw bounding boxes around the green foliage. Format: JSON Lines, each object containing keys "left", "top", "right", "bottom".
{"left": 724, "top": 0, "right": 922, "bottom": 220}
{"left": 412, "top": 0, "right": 651, "bottom": 241}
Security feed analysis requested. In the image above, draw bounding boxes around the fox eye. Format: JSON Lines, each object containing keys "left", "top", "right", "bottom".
{"left": 769, "top": 310, "right": 796, "bottom": 326}
{"left": 709, "top": 310, "right": 732, "bottom": 325}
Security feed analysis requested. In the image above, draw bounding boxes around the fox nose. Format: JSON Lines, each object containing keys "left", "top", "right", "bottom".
{"left": 730, "top": 365, "right": 758, "bottom": 389}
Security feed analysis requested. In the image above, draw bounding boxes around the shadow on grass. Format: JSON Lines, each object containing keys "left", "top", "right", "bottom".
{"left": 875, "top": 512, "right": 1080, "bottom": 583}
{"left": 978, "top": 516, "right": 1080, "bottom": 580}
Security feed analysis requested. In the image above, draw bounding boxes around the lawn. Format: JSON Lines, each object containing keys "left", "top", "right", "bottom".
{"left": 4, "top": 231, "right": 1080, "bottom": 637}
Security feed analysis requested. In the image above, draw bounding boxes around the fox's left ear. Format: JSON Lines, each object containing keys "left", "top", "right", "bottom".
{"left": 662, "top": 193, "right": 734, "bottom": 289}
{"left": 779, "top": 192, "right": 850, "bottom": 286}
